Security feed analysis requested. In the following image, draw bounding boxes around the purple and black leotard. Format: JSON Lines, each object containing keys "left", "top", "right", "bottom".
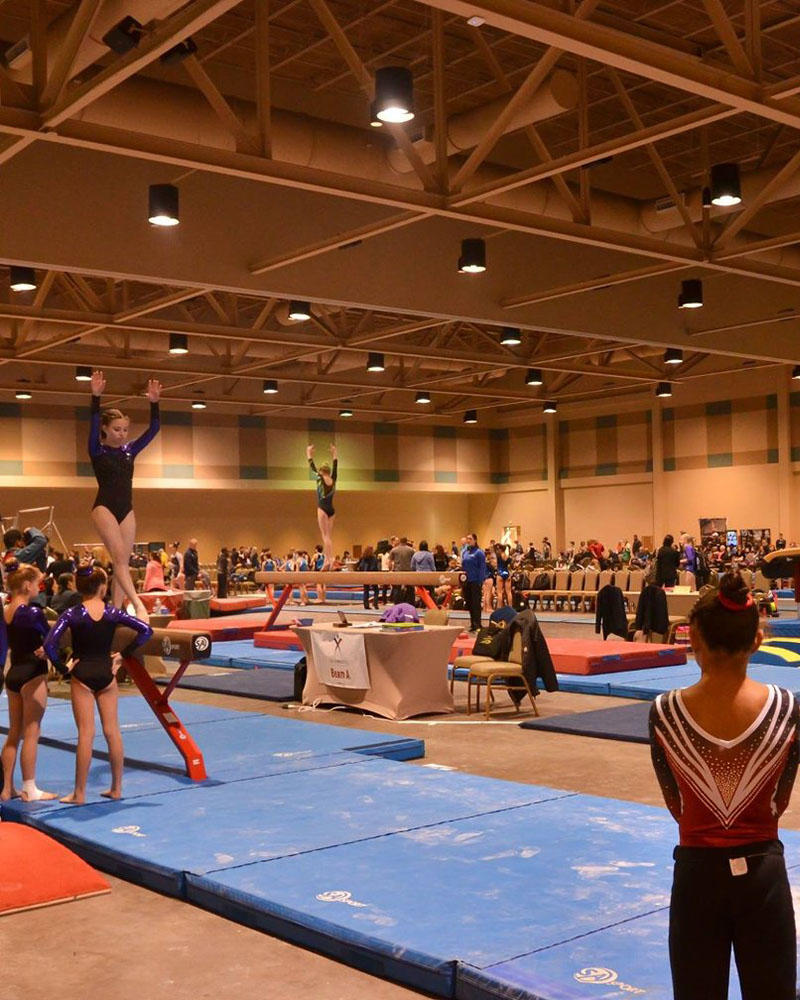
{"left": 89, "top": 395, "right": 160, "bottom": 524}
{"left": 44, "top": 604, "right": 153, "bottom": 694}
{"left": 4, "top": 604, "right": 50, "bottom": 693}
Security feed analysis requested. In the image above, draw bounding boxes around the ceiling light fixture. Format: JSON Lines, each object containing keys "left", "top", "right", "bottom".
{"left": 374, "top": 66, "right": 414, "bottom": 123}
{"left": 160, "top": 37, "right": 197, "bottom": 64}
{"left": 288, "top": 300, "right": 311, "bottom": 321}
{"left": 466, "top": 15, "right": 486, "bottom": 26}
{"left": 369, "top": 101, "right": 383, "bottom": 127}
{"left": 15, "top": 390, "right": 32, "bottom": 400}
{"left": 191, "top": 400, "right": 207, "bottom": 410}
{"left": 262, "top": 379, "right": 278, "bottom": 394}
{"left": 678, "top": 279, "right": 703, "bottom": 309}
{"left": 463, "top": 409, "right": 477, "bottom": 424}
{"left": 710, "top": 162, "right": 742, "bottom": 207}
{"left": 367, "top": 352, "right": 385, "bottom": 372}
{"left": 793, "top": 366, "right": 800, "bottom": 380}
{"left": 656, "top": 381, "right": 673, "bottom": 398}
{"left": 102, "top": 15, "right": 142, "bottom": 54}
{"left": 75, "top": 366, "right": 92, "bottom": 381}
{"left": 415, "top": 390, "right": 431, "bottom": 404}
{"left": 169, "top": 333, "right": 189, "bottom": 355}
{"left": 526, "top": 368, "right": 543, "bottom": 385}
{"left": 664, "top": 348, "right": 683, "bottom": 365}
{"left": 339, "top": 404, "right": 354, "bottom": 418}
{"left": 500, "top": 327, "right": 521, "bottom": 346}
{"left": 9, "top": 266, "right": 36, "bottom": 292}
{"left": 148, "top": 183, "right": 179, "bottom": 226}
{"left": 543, "top": 400, "right": 557, "bottom": 414}
{"left": 458, "top": 238, "right": 486, "bottom": 273}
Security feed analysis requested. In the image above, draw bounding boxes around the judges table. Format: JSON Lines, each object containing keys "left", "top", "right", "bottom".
{"left": 293, "top": 622, "right": 462, "bottom": 720}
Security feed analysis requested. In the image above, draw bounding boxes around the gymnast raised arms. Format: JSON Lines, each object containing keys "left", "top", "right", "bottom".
{"left": 307, "top": 443, "right": 337, "bottom": 569}
{"left": 88, "top": 370, "right": 161, "bottom": 618}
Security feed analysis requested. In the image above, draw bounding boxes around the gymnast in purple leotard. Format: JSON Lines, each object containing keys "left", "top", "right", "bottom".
{"left": 0, "top": 563, "right": 58, "bottom": 802}
{"left": 88, "top": 369, "right": 161, "bottom": 619}
{"left": 44, "top": 564, "right": 152, "bottom": 804}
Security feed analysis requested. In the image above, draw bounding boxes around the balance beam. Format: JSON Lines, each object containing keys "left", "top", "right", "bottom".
{"left": 121, "top": 627, "right": 213, "bottom": 782}
{"left": 253, "top": 571, "right": 466, "bottom": 628}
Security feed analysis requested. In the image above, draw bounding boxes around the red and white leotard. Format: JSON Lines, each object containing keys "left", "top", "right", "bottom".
{"left": 650, "top": 685, "right": 800, "bottom": 847}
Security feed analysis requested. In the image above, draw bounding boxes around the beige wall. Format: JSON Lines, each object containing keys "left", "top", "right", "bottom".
{"left": 563, "top": 482, "right": 654, "bottom": 547}
{"left": 469, "top": 488, "right": 554, "bottom": 545}
{"left": 0, "top": 486, "right": 471, "bottom": 559}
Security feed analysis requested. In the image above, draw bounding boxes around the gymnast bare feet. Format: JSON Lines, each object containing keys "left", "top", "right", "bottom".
{"left": 100, "top": 789, "right": 122, "bottom": 800}
{"left": 59, "top": 791, "right": 85, "bottom": 805}
{"left": 0, "top": 787, "right": 20, "bottom": 801}
{"left": 20, "top": 788, "right": 58, "bottom": 802}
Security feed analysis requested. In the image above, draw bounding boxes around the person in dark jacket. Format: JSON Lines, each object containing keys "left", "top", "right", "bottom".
{"left": 595, "top": 584, "right": 628, "bottom": 639}
{"left": 183, "top": 538, "right": 199, "bottom": 590}
{"left": 50, "top": 573, "right": 82, "bottom": 613}
{"left": 357, "top": 545, "right": 379, "bottom": 609}
{"left": 655, "top": 534, "right": 681, "bottom": 587}
{"left": 216, "top": 548, "right": 229, "bottom": 599}
{"left": 461, "top": 534, "right": 486, "bottom": 632}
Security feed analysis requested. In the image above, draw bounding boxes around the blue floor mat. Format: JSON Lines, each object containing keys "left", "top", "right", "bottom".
{"left": 184, "top": 795, "right": 687, "bottom": 993}
{"left": 14, "top": 763, "right": 574, "bottom": 897}
{"left": 456, "top": 906, "right": 743, "bottom": 1000}
{"left": 187, "top": 639, "right": 303, "bottom": 671}
{"left": 156, "top": 668, "right": 295, "bottom": 701}
{"left": 1, "top": 742, "right": 198, "bottom": 805}
{"left": 520, "top": 702, "right": 651, "bottom": 743}
{"left": 766, "top": 620, "right": 800, "bottom": 637}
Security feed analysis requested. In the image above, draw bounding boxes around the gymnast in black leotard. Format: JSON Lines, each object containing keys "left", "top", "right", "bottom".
{"left": 44, "top": 564, "right": 152, "bottom": 804}
{"left": 306, "top": 443, "right": 338, "bottom": 570}
{"left": 88, "top": 370, "right": 161, "bottom": 618}
{"left": 0, "top": 563, "right": 58, "bottom": 802}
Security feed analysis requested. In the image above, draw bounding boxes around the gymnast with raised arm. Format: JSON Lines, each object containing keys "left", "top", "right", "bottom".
{"left": 88, "top": 370, "right": 161, "bottom": 619}
{"left": 45, "top": 565, "right": 153, "bottom": 804}
{"left": 306, "top": 443, "right": 337, "bottom": 569}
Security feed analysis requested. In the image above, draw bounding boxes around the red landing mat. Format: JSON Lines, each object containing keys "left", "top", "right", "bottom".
{"left": 0, "top": 823, "right": 110, "bottom": 915}
{"left": 209, "top": 595, "right": 270, "bottom": 613}
{"left": 253, "top": 629, "right": 475, "bottom": 663}
{"left": 548, "top": 638, "right": 687, "bottom": 675}
{"left": 168, "top": 613, "right": 269, "bottom": 642}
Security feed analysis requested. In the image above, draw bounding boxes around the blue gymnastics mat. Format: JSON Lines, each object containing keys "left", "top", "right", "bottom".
{"left": 181, "top": 639, "right": 302, "bottom": 671}
{"left": 156, "top": 667, "right": 295, "bottom": 701}
{"left": 187, "top": 796, "right": 800, "bottom": 997}
{"left": 766, "top": 619, "right": 800, "bottom": 638}
{"left": 520, "top": 702, "right": 651, "bottom": 743}
{"left": 9, "top": 762, "right": 574, "bottom": 897}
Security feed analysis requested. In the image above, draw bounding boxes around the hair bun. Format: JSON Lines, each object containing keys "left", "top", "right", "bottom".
{"left": 76, "top": 563, "right": 94, "bottom": 577}
{"left": 718, "top": 569, "right": 750, "bottom": 606}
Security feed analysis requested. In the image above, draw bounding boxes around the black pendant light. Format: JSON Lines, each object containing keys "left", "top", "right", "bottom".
{"left": 526, "top": 368, "right": 543, "bottom": 385}
{"left": 262, "top": 379, "right": 278, "bottom": 394}
{"left": 656, "top": 382, "right": 673, "bottom": 398}
{"left": 678, "top": 279, "right": 703, "bottom": 309}
{"left": 366, "top": 352, "right": 385, "bottom": 372}
{"left": 148, "top": 184, "right": 179, "bottom": 226}
{"left": 458, "top": 238, "right": 486, "bottom": 274}
{"left": 374, "top": 67, "right": 414, "bottom": 124}
{"left": 710, "top": 163, "right": 741, "bottom": 207}
{"left": 10, "top": 266, "right": 36, "bottom": 292}
{"left": 664, "top": 348, "right": 683, "bottom": 365}
{"left": 463, "top": 409, "right": 477, "bottom": 424}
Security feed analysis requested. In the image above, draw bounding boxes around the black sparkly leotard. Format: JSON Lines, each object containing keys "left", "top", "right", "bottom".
{"left": 89, "top": 395, "right": 160, "bottom": 524}
{"left": 44, "top": 604, "right": 152, "bottom": 694}
{"left": 308, "top": 458, "right": 337, "bottom": 517}
{"left": 0, "top": 613, "right": 7, "bottom": 694}
{"left": 4, "top": 604, "right": 50, "bottom": 693}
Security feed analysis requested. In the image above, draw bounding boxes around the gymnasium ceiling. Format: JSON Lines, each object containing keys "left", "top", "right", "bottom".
{"left": 0, "top": 0, "right": 799, "bottom": 423}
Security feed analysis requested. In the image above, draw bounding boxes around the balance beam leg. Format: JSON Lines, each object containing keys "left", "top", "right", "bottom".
{"left": 263, "top": 583, "right": 292, "bottom": 630}
{"left": 122, "top": 655, "right": 208, "bottom": 781}
{"left": 416, "top": 585, "right": 437, "bottom": 610}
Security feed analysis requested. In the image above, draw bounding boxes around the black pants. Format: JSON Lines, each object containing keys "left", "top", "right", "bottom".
{"left": 669, "top": 840, "right": 796, "bottom": 1000}
{"left": 390, "top": 585, "right": 415, "bottom": 605}
{"left": 217, "top": 573, "right": 228, "bottom": 599}
{"left": 363, "top": 585, "right": 378, "bottom": 608}
{"left": 463, "top": 581, "right": 482, "bottom": 630}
